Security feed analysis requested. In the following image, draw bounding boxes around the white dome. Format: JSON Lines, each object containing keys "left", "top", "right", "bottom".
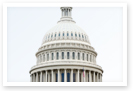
{"left": 42, "top": 21, "right": 90, "bottom": 45}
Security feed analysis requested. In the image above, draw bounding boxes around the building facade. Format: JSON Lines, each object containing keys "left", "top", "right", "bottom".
{"left": 29, "top": 7, "right": 103, "bottom": 82}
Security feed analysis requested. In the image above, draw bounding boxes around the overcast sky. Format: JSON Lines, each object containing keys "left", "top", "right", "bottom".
{"left": 7, "top": 7, "right": 123, "bottom": 82}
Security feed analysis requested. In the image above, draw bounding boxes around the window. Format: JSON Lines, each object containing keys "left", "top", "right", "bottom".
{"left": 71, "top": 33, "right": 73, "bottom": 36}
{"left": 55, "top": 34, "right": 56, "bottom": 37}
{"left": 63, "top": 33, "right": 64, "bottom": 36}
{"left": 78, "top": 53, "right": 80, "bottom": 60}
{"left": 59, "top": 33, "right": 60, "bottom": 36}
{"left": 51, "top": 35, "right": 53, "bottom": 38}
{"left": 67, "top": 33, "right": 69, "bottom": 36}
{"left": 82, "top": 35, "right": 84, "bottom": 38}
{"left": 47, "top": 54, "right": 49, "bottom": 61}
{"left": 46, "top": 37, "right": 47, "bottom": 40}
{"left": 67, "top": 52, "right": 69, "bottom": 59}
{"left": 75, "top": 33, "right": 77, "bottom": 37}
{"left": 72, "top": 52, "right": 75, "bottom": 59}
{"left": 56, "top": 52, "right": 59, "bottom": 60}
{"left": 87, "top": 54, "right": 88, "bottom": 61}
{"left": 62, "top": 52, "right": 64, "bottom": 59}
{"left": 52, "top": 53, "right": 54, "bottom": 60}
{"left": 82, "top": 53, "right": 84, "bottom": 60}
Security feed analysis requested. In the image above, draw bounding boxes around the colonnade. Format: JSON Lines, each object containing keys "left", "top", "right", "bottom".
{"left": 37, "top": 51, "right": 96, "bottom": 64}
{"left": 30, "top": 69, "right": 102, "bottom": 82}
{"left": 61, "top": 8, "right": 72, "bottom": 17}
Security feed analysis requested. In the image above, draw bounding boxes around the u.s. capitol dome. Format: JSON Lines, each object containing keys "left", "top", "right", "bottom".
{"left": 29, "top": 7, "right": 103, "bottom": 82}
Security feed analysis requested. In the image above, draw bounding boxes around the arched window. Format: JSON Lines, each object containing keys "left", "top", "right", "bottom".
{"left": 79, "top": 34, "right": 80, "bottom": 37}
{"left": 72, "top": 52, "right": 75, "bottom": 59}
{"left": 78, "top": 53, "right": 80, "bottom": 60}
{"left": 47, "top": 54, "right": 49, "bottom": 61}
{"left": 59, "top": 33, "right": 60, "bottom": 36}
{"left": 75, "top": 33, "right": 77, "bottom": 37}
{"left": 63, "top": 33, "right": 64, "bottom": 36}
{"left": 67, "top": 52, "right": 69, "bottom": 59}
{"left": 51, "top": 35, "right": 53, "bottom": 38}
{"left": 71, "top": 33, "right": 73, "bottom": 36}
{"left": 82, "top": 53, "right": 84, "bottom": 60}
{"left": 55, "top": 34, "right": 56, "bottom": 37}
{"left": 82, "top": 35, "right": 84, "bottom": 38}
{"left": 67, "top": 33, "right": 69, "bottom": 36}
{"left": 52, "top": 53, "right": 54, "bottom": 60}
{"left": 87, "top": 54, "right": 88, "bottom": 61}
{"left": 62, "top": 52, "right": 64, "bottom": 59}
{"left": 56, "top": 52, "right": 59, "bottom": 60}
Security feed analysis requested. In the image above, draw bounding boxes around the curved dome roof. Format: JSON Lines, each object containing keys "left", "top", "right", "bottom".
{"left": 41, "top": 7, "right": 91, "bottom": 45}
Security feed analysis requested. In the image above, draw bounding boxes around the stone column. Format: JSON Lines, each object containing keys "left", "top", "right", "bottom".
{"left": 59, "top": 51, "right": 61, "bottom": 60}
{"left": 41, "top": 53, "right": 43, "bottom": 62}
{"left": 51, "top": 70, "right": 53, "bottom": 82}
{"left": 92, "top": 54, "right": 94, "bottom": 63}
{"left": 40, "top": 54, "right": 42, "bottom": 63}
{"left": 49, "top": 52, "right": 51, "bottom": 61}
{"left": 93, "top": 71, "right": 95, "bottom": 82}
{"left": 33, "top": 73, "right": 35, "bottom": 82}
{"left": 75, "top": 51, "right": 77, "bottom": 60}
{"left": 77, "top": 69, "right": 79, "bottom": 82}
{"left": 45, "top": 52, "right": 47, "bottom": 62}
{"left": 88, "top": 54, "right": 90, "bottom": 62}
{"left": 84, "top": 70, "right": 86, "bottom": 82}
{"left": 45, "top": 70, "right": 47, "bottom": 82}
{"left": 97, "top": 72, "right": 99, "bottom": 82}
{"left": 62, "top": 9, "right": 63, "bottom": 17}
{"left": 71, "top": 69, "right": 73, "bottom": 82}
{"left": 36, "top": 72, "right": 38, "bottom": 82}
{"left": 86, "top": 72, "right": 88, "bottom": 82}
{"left": 101, "top": 74, "right": 102, "bottom": 82}
{"left": 30, "top": 74, "right": 32, "bottom": 82}
{"left": 70, "top": 51, "right": 72, "bottom": 60}
{"left": 40, "top": 71, "right": 42, "bottom": 82}
{"left": 58, "top": 69, "right": 60, "bottom": 82}
{"left": 89, "top": 70, "right": 92, "bottom": 82}
{"left": 54, "top": 51, "right": 56, "bottom": 60}
{"left": 80, "top": 52, "right": 82, "bottom": 61}
{"left": 64, "top": 69, "right": 67, "bottom": 82}
{"left": 84, "top": 52, "right": 86, "bottom": 61}
{"left": 65, "top": 50, "right": 67, "bottom": 60}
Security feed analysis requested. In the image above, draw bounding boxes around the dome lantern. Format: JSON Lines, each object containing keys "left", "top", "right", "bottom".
{"left": 58, "top": 7, "right": 75, "bottom": 23}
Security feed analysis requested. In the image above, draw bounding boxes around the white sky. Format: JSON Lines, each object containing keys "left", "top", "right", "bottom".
{"left": 7, "top": 7, "right": 123, "bottom": 82}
